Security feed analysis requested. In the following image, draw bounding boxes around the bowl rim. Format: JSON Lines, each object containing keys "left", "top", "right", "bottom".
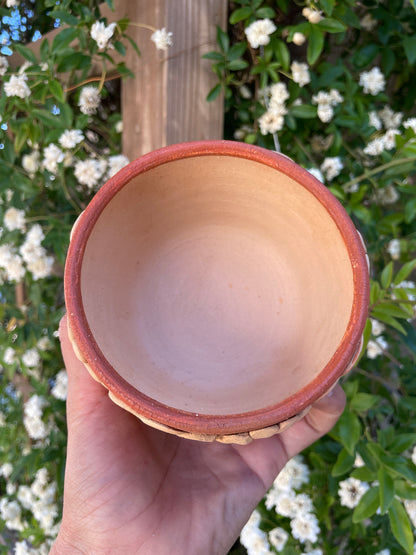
{"left": 64, "top": 140, "right": 369, "bottom": 435}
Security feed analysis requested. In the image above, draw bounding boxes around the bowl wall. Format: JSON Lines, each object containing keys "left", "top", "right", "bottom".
{"left": 65, "top": 141, "right": 369, "bottom": 435}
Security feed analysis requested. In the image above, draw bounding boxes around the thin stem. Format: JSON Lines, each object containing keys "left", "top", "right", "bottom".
{"left": 342, "top": 156, "right": 416, "bottom": 190}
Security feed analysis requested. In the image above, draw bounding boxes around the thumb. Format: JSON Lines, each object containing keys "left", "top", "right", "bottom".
{"left": 279, "top": 383, "right": 346, "bottom": 460}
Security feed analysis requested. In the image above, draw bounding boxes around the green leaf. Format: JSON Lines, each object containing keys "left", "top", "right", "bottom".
{"left": 388, "top": 498, "right": 414, "bottom": 555}
{"left": 217, "top": 26, "right": 230, "bottom": 53}
{"left": 352, "top": 486, "right": 379, "bottom": 523}
{"left": 332, "top": 448, "right": 355, "bottom": 477}
{"left": 14, "top": 125, "right": 29, "bottom": 154}
{"left": 319, "top": 0, "right": 335, "bottom": 16}
{"left": 114, "top": 41, "right": 126, "bottom": 56}
{"left": 307, "top": 26, "right": 325, "bottom": 65}
{"left": 49, "top": 80, "right": 65, "bottom": 103}
{"left": 351, "top": 466, "right": 376, "bottom": 482}
{"left": 273, "top": 40, "right": 290, "bottom": 71}
{"left": 381, "top": 261, "right": 394, "bottom": 288}
{"left": 255, "top": 7, "right": 276, "bottom": 19}
{"left": 57, "top": 53, "right": 91, "bottom": 72}
{"left": 378, "top": 466, "right": 395, "bottom": 514}
{"left": 202, "top": 51, "right": 225, "bottom": 61}
{"left": 12, "top": 43, "right": 38, "bottom": 64}
{"left": 393, "top": 259, "right": 416, "bottom": 286}
{"left": 350, "top": 393, "right": 379, "bottom": 412}
{"left": 124, "top": 34, "right": 141, "bottom": 58}
{"left": 228, "top": 42, "right": 247, "bottom": 61}
{"left": 206, "top": 83, "right": 222, "bottom": 102}
{"left": 229, "top": 6, "right": 253, "bottom": 24}
{"left": 52, "top": 28, "right": 79, "bottom": 53}
{"left": 369, "top": 312, "right": 407, "bottom": 335}
{"left": 403, "top": 36, "right": 416, "bottom": 65}
{"left": 395, "top": 480, "right": 416, "bottom": 500}
{"left": 227, "top": 59, "right": 249, "bottom": 71}
{"left": 104, "top": 0, "right": 115, "bottom": 10}
{"left": 290, "top": 104, "right": 318, "bottom": 118}
{"left": 32, "top": 108, "right": 65, "bottom": 128}
{"left": 317, "top": 18, "right": 347, "bottom": 33}
{"left": 51, "top": 11, "right": 79, "bottom": 26}
{"left": 333, "top": 410, "right": 362, "bottom": 455}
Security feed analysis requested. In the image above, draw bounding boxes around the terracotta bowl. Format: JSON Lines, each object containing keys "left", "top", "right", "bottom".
{"left": 64, "top": 141, "right": 369, "bottom": 444}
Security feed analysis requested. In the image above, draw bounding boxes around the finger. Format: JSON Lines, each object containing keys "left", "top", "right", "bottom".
{"left": 59, "top": 315, "right": 107, "bottom": 422}
{"left": 279, "top": 383, "right": 346, "bottom": 460}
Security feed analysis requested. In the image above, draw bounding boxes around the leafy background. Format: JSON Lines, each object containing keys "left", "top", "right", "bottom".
{"left": 0, "top": 1, "right": 416, "bottom": 554}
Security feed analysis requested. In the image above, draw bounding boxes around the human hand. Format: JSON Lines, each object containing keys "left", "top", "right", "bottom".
{"left": 51, "top": 315, "right": 345, "bottom": 555}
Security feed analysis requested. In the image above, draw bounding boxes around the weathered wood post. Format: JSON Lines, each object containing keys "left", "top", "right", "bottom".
{"left": 118, "top": 0, "right": 227, "bottom": 159}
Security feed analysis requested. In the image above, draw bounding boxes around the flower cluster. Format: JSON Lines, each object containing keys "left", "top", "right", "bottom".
{"left": 245, "top": 19, "right": 277, "bottom": 49}
{"left": 259, "top": 82, "right": 289, "bottom": 135}
{"left": 312, "top": 89, "right": 344, "bottom": 123}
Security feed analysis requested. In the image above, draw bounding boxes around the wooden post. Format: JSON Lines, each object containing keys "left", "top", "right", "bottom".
{"left": 8, "top": 0, "right": 227, "bottom": 159}
{"left": 120, "top": 0, "right": 227, "bottom": 159}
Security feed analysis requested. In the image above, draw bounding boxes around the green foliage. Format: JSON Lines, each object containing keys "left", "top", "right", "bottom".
{"left": 208, "top": 1, "right": 416, "bottom": 554}
{"left": 0, "top": 1, "right": 161, "bottom": 551}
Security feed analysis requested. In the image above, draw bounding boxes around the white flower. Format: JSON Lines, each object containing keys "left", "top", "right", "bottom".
{"left": 364, "top": 137, "right": 385, "bottom": 156}
{"left": 361, "top": 13, "right": 377, "bottom": 31}
{"left": 268, "top": 527, "right": 289, "bottom": 551}
{"left": 0, "top": 248, "right": 25, "bottom": 282}
{"left": 303, "top": 8, "right": 323, "bottom": 23}
{"left": 74, "top": 158, "right": 106, "bottom": 189}
{"left": 91, "top": 21, "right": 116, "bottom": 50}
{"left": 338, "top": 477, "right": 370, "bottom": 508}
{"left": 0, "top": 498, "right": 23, "bottom": 531}
{"left": 245, "top": 19, "right": 276, "bottom": 49}
{"left": 383, "top": 128, "right": 400, "bottom": 150}
{"left": 404, "top": 499, "right": 416, "bottom": 528}
{"left": 359, "top": 67, "right": 386, "bottom": 95}
{"left": 354, "top": 454, "right": 365, "bottom": 467}
{"left": 4, "top": 207, "right": 25, "bottom": 231}
{"left": 290, "top": 513, "right": 320, "bottom": 543}
{"left": 43, "top": 143, "right": 65, "bottom": 174}
{"left": 240, "top": 510, "right": 272, "bottom": 555}
{"left": 4, "top": 73, "right": 31, "bottom": 98}
{"left": 51, "top": 369, "right": 68, "bottom": 401}
{"left": 375, "top": 184, "right": 399, "bottom": 205}
{"left": 59, "top": 129, "right": 84, "bottom": 149}
{"left": 276, "top": 456, "right": 310, "bottom": 490}
{"left": 6, "top": 0, "right": 20, "bottom": 6}
{"left": 291, "top": 61, "right": 311, "bottom": 86}
{"left": 27, "top": 254, "right": 54, "bottom": 280}
{"left": 107, "top": 154, "right": 129, "bottom": 178}
{"left": 269, "top": 82, "right": 290, "bottom": 105}
{"left": 258, "top": 108, "right": 286, "bottom": 135}
{"left": 369, "top": 111, "right": 382, "bottom": 130}
{"left": 317, "top": 104, "right": 334, "bottom": 122}
{"left": 115, "top": 120, "right": 123, "bottom": 133}
{"left": 403, "top": 117, "right": 416, "bottom": 133}
{"left": 25, "top": 224, "right": 45, "bottom": 246}
{"left": 305, "top": 168, "right": 323, "bottom": 182}
{"left": 22, "top": 150, "right": 40, "bottom": 175}
{"left": 379, "top": 106, "right": 403, "bottom": 129}
{"left": 371, "top": 318, "right": 386, "bottom": 336}
{"left": 78, "top": 86, "right": 101, "bottom": 115}
{"left": 22, "top": 348, "right": 40, "bottom": 368}
{"left": 23, "top": 394, "right": 49, "bottom": 440}
{"left": 0, "top": 462, "right": 13, "bottom": 478}
{"left": 37, "top": 336, "right": 52, "bottom": 351}
{"left": 150, "top": 28, "right": 173, "bottom": 51}
{"left": 292, "top": 32, "right": 306, "bottom": 45}
{"left": 320, "top": 157, "right": 343, "bottom": 181}
{"left": 366, "top": 336, "right": 388, "bottom": 359}
{"left": 3, "top": 346, "right": 16, "bottom": 365}
{"left": 411, "top": 445, "right": 416, "bottom": 466}
{"left": 0, "top": 55, "right": 9, "bottom": 76}
{"left": 14, "top": 541, "right": 32, "bottom": 555}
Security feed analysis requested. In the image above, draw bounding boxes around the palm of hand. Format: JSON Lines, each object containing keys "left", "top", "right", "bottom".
{"left": 56, "top": 316, "right": 345, "bottom": 555}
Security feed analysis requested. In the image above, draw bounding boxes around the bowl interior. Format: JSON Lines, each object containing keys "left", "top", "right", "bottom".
{"left": 80, "top": 155, "right": 354, "bottom": 415}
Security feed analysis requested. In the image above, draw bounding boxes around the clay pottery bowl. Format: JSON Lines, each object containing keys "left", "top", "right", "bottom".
{"left": 64, "top": 140, "right": 369, "bottom": 444}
